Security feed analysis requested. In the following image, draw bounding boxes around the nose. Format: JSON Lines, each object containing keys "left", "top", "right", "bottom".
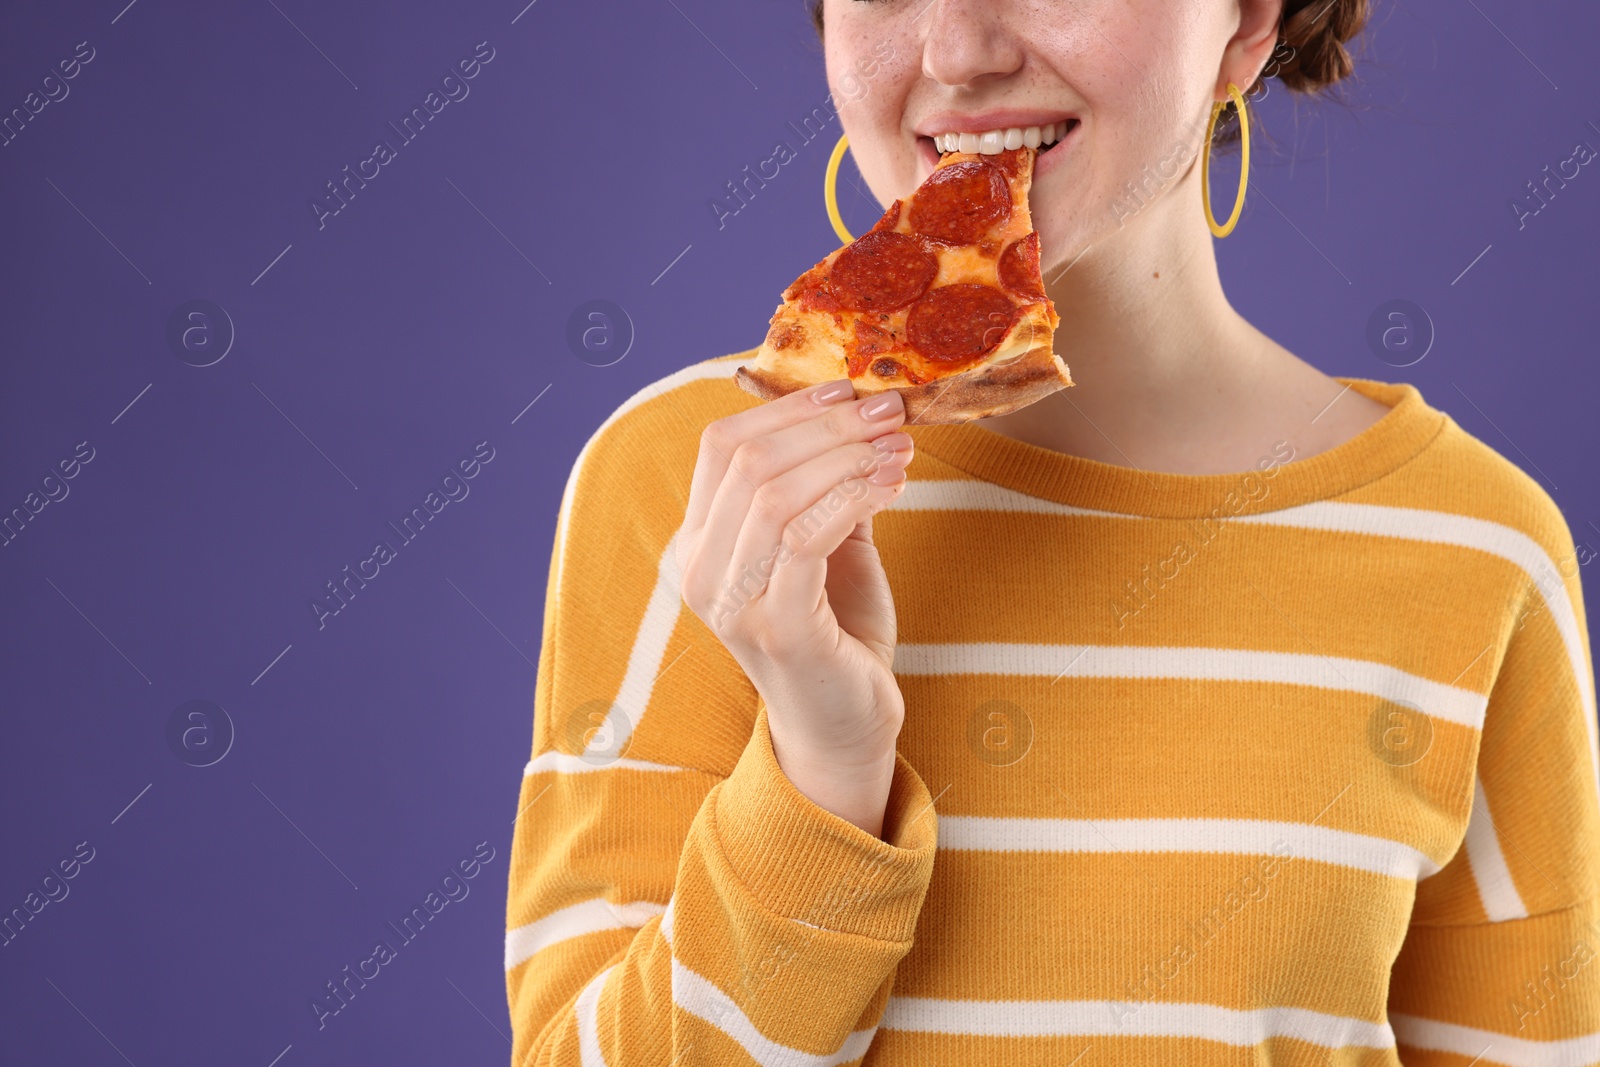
{"left": 921, "top": 0, "right": 1026, "bottom": 87}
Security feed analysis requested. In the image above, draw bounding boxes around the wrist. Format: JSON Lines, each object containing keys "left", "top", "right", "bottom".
{"left": 766, "top": 718, "right": 901, "bottom": 779}
{"left": 770, "top": 737, "right": 898, "bottom": 838}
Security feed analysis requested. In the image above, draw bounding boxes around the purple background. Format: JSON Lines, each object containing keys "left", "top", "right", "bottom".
{"left": 1, "top": 0, "right": 1596, "bottom": 1063}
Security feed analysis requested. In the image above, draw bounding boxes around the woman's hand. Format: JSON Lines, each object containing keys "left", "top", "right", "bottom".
{"left": 677, "top": 380, "right": 913, "bottom": 836}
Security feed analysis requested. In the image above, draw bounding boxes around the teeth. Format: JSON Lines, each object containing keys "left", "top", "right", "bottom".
{"left": 934, "top": 122, "right": 1071, "bottom": 155}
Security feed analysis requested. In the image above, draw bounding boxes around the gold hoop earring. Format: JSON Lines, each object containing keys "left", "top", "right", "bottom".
{"left": 824, "top": 134, "right": 855, "bottom": 244}
{"left": 1201, "top": 82, "right": 1250, "bottom": 238}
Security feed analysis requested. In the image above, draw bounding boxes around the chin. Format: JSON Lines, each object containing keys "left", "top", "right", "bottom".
{"left": 1027, "top": 164, "right": 1103, "bottom": 281}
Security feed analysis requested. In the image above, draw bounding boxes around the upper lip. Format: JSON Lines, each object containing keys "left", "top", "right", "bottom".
{"left": 913, "top": 109, "right": 1079, "bottom": 137}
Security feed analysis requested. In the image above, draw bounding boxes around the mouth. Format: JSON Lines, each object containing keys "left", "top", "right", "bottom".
{"left": 928, "top": 120, "right": 1078, "bottom": 157}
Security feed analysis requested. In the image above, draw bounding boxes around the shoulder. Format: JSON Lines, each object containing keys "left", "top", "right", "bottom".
{"left": 1424, "top": 419, "right": 1578, "bottom": 567}
{"left": 573, "top": 349, "right": 760, "bottom": 475}
{"left": 555, "top": 349, "right": 762, "bottom": 523}
{"left": 1358, "top": 381, "right": 1585, "bottom": 578}
{"left": 583, "top": 350, "right": 759, "bottom": 452}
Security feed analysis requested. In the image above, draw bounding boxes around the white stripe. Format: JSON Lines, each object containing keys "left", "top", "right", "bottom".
{"left": 524, "top": 752, "right": 690, "bottom": 776}
{"left": 596, "top": 535, "right": 685, "bottom": 758}
{"left": 504, "top": 897, "right": 667, "bottom": 971}
{"left": 894, "top": 478, "right": 1117, "bottom": 518}
{"left": 549, "top": 358, "right": 730, "bottom": 764}
{"left": 570, "top": 922, "right": 879, "bottom": 1067}
{"left": 574, "top": 965, "right": 615, "bottom": 1067}
{"left": 671, "top": 957, "right": 877, "bottom": 1067}
{"left": 892, "top": 642, "right": 1488, "bottom": 729}
{"left": 664, "top": 895, "right": 878, "bottom": 1065}
{"left": 553, "top": 357, "right": 738, "bottom": 607}
{"left": 938, "top": 816, "right": 1438, "bottom": 879}
{"left": 1235, "top": 501, "right": 1598, "bottom": 798}
{"left": 881, "top": 996, "right": 1395, "bottom": 1048}
{"left": 1462, "top": 772, "right": 1528, "bottom": 920}
{"left": 1391, "top": 1012, "right": 1600, "bottom": 1067}
{"left": 891, "top": 484, "right": 1599, "bottom": 799}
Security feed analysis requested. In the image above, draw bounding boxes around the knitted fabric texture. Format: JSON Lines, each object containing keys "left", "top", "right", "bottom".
{"left": 506, "top": 351, "right": 1600, "bottom": 1066}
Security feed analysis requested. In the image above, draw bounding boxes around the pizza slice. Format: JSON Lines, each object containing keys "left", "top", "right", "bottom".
{"left": 734, "top": 145, "right": 1071, "bottom": 424}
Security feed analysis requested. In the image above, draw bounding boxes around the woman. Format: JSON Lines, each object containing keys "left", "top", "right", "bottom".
{"left": 506, "top": 0, "right": 1600, "bottom": 1063}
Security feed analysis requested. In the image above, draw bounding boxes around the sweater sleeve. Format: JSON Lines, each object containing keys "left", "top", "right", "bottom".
{"left": 504, "top": 400, "right": 939, "bottom": 1067}
{"left": 1387, "top": 518, "right": 1600, "bottom": 1063}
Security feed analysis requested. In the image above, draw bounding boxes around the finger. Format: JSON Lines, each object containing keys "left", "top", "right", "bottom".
{"left": 691, "top": 392, "right": 907, "bottom": 602}
{"left": 682, "top": 378, "right": 858, "bottom": 542}
{"left": 762, "top": 457, "right": 909, "bottom": 623}
{"left": 733, "top": 389, "right": 908, "bottom": 497}
{"left": 724, "top": 436, "right": 912, "bottom": 606}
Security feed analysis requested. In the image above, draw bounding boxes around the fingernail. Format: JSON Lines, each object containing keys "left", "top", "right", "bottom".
{"left": 872, "top": 432, "right": 912, "bottom": 454}
{"left": 869, "top": 448, "right": 913, "bottom": 473}
{"left": 868, "top": 462, "right": 907, "bottom": 485}
{"left": 861, "top": 393, "right": 902, "bottom": 420}
{"left": 812, "top": 379, "right": 852, "bottom": 404}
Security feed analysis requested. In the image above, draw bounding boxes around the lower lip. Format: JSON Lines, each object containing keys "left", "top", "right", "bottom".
{"left": 1032, "top": 122, "right": 1078, "bottom": 178}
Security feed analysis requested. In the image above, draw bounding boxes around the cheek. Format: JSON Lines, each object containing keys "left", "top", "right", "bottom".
{"left": 1089, "top": 3, "right": 1220, "bottom": 181}
{"left": 835, "top": 96, "right": 914, "bottom": 207}
{"left": 827, "top": 27, "right": 921, "bottom": 204}
{"left": 1029, "top": 50, "right": 1207, "bottom": 268}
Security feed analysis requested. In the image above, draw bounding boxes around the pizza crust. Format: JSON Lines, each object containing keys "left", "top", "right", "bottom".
{"left": 734, "top": 332, "right": 1072, "bottom": 424}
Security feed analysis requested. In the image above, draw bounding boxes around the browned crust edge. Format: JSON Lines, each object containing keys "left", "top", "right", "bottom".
{"left": 733, "top": 343, "right": 1072, "bottom": 425}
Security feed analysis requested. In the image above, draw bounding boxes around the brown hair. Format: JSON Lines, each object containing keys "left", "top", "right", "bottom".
{"left": 807, "top": 0, "right": 1370, "bottom": 146}
{"left": 1269, "top": 0, "right": 1369, "bottom": 94}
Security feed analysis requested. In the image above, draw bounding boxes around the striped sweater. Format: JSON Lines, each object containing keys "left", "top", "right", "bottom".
{"left": 505, "top": 350, "right": 1600, "bottom": 1066}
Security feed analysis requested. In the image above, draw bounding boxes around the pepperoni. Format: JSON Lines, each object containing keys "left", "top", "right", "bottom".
{"left": 852, "top": 318, "right": 897, "bottom": 357}
{"left": 908, "top": 160, "right": 1011, "bottom": 244}
{"left": 867, "top": 200, "right": 902, "bottom": 234}
{"left": 998, "top": 233, "right": 1046, "bottom": 300}
{"left": 829, "top": 231, "right": 938, "bottom": 311}
{"left": 796, "top": 285, "right": 843, "bottom": 313}
{"left": 906, "top": 284, "right": 1019, "bottom": 363}
{"left": 782, "top": 262, "right": 828, "bottom": 301}
{"left": 846, "top": 319, "right": 899, "bottom": 377}
{"left": 989, "top": 148, "right": 1027, "bottom": 181}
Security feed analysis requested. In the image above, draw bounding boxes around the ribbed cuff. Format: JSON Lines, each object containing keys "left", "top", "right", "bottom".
{"left": 712, "top": 698, "right": 938, "bottom": 944}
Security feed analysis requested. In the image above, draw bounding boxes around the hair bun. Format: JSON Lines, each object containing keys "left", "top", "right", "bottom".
{"left": 1270, "top": 0, "right": 1369, "bottom": 94}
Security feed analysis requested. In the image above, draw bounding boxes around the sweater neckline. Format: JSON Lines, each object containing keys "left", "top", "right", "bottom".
{"left": 902, "top": 378, "right": 1447, "bottom": 519}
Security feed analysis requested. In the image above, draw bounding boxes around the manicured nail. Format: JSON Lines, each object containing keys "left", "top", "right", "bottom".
{"left": 868, "top": 462, "right": 907, "bottom": 485}
{"left": 812, "top": 379, "right": 852, "bottom": 404}
{"left": 861, "top": 393, "right": 902, "bottom": 420}
{"left": 871, "top": 432, "right": 912, "bottom": 454}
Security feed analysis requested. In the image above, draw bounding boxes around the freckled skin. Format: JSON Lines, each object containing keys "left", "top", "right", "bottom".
{"left": 821, "top": 0, "right": 1262, "bottom": 278}
{"left": 815, "top": 0, "right": 1397, "bottom": 476}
